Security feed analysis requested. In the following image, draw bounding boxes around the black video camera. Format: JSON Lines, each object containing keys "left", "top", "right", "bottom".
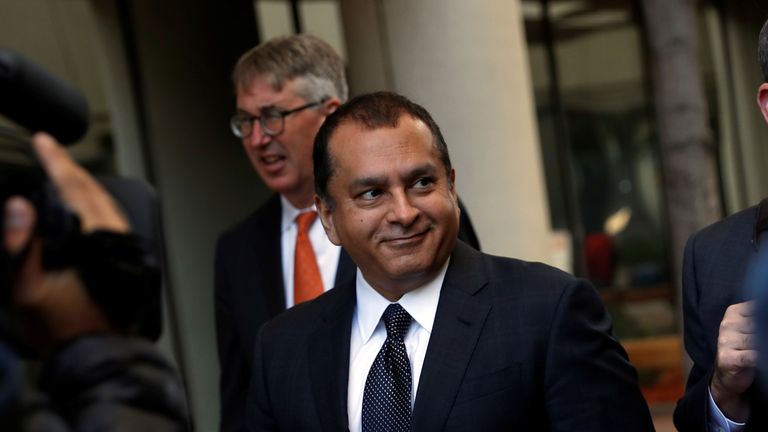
{"left": 0, "top": 49, "right": 162, "bottom": 346}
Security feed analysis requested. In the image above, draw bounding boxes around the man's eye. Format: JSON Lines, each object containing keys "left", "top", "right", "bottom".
{"left": 360, "top": 189, "right": 382, "bottom": 200}
{"left": 237, "top": 114, "right": 256, "bottom": 124}
{"left": 263, "top": 108, "right": 283, "bottom": 121}
{"left": 414, "top": 177, "right": 435, "bottom": 188}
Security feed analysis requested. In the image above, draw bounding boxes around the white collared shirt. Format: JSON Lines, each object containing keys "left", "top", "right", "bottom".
{"left": 708, "top": 386, "right": 746, "bottom": 432}
{"left": 347, "top": 260, "right": 449, "bottom": 432}
{"left": 280, "top": 195, "right": 341, "bottom": 307}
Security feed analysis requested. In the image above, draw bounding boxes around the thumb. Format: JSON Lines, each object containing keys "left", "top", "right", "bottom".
{"left": 3, "top": 196, "right": 36, "bottom": 254}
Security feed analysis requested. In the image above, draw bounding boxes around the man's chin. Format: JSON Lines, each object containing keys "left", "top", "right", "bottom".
{"left": 381, "top": 258, "right": 437, "bottom": 282}
{"left": 261, "top": 176, "right": 296, "bottom": 195}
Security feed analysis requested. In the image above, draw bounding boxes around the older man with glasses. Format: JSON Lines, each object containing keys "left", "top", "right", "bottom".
{"left": 215, "top": 34, "right": 481, "bottom": 431}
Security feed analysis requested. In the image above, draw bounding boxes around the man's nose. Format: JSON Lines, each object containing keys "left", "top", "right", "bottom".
{"left": 387, "top": 190, "right": 420, "bottom": 227}
{"left": 246, "top": 121, "right": 272, "bottom": 148}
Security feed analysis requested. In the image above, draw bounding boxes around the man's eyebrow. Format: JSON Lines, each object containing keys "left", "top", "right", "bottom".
{"left": 236, "top": 103, "right": 280, "bottom": 116}
{"left": 349, "top": 164, "right": 439, "bottom": 190}
{"left": 236, "top": 105, "right": 271, "bottom": 115}
{"left": 407, "top": 164, "right": 438, "bottom": 178}
{"left": 351, "top": 175, "right": 387, "bottom": 189}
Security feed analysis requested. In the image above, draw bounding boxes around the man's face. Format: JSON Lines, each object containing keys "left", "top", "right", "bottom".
{"left": 317, "top": 115, "right": 460, "bottom": 298}
{"left": 236, "top": 77, "right": 329, "bottom": 206}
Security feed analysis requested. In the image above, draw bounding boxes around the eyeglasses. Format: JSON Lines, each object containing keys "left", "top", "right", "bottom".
{"left": 229, "top": 98, "right": 327, "bottom": 139}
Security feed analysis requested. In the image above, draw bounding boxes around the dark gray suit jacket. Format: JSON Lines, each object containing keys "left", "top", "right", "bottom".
{"left": 674, "top": 204, "right": 768, "bottom": 431}
{"left": 247, "top": 241, "right": 653, "bottom": 431}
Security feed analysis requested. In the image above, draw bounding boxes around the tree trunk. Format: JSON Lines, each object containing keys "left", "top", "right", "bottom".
{"left": 641, "top": 0, "right": 722, "bottom": 283}
{"left": 641, "top": 0, "right": 722, "bottom": 374}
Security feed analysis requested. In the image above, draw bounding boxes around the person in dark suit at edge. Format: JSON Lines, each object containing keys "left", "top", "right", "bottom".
{"left": 247, "top": 91, "right": 653, "bottom": 431}
{"left": 215, "top": 35, "right": 480, "bottom": 432}
{"left": 673, "top": 18, "right": 768, "bottom": 432}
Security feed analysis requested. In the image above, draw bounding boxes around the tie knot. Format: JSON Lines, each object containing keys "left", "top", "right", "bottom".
{"left": 296, "top": 211, "right": 318, "bottom": 233}
{"left": 382, "top": 303, "right": 412, "bottom": 341}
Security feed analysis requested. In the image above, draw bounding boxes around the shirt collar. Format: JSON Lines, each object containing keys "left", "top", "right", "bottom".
{"left": 355, "top": 259, "right": 449, "bottom": 345}
{"left": 280, "top": 195, "right": 316, "bottom": 233}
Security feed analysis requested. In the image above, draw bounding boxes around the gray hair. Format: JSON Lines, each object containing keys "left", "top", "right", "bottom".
{"left": 233, "top": 34, "right": 348, "bottom": 102}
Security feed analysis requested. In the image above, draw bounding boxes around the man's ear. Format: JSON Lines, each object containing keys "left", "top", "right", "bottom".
{"left": 323, "top": 97, "right": 342, "bottom": 116}
{"left": 757, "top": 83, "right": 768, "bottom": 124}
{"left": 449, "top": 168, "right": 460, "bottom": 218}
{"left": 315, "top": 194, "right": 341, "bottom": 246}
{"left": 449, "top": 168, "right": 457, "bottom": 198}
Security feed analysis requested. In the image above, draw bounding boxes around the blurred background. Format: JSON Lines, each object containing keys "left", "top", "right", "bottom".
{"left": 2, "top": 0, "right": 768, "bottom": 430}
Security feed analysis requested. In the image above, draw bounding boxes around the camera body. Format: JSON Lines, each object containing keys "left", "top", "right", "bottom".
{"left": 0, "top": 49, "right": 162, "bottom": 344}
{"left": 0, "top": 140, "right": 82, "bottom": 297}
{"left": 0, "top": 47, "right": 90, "bottom": 292}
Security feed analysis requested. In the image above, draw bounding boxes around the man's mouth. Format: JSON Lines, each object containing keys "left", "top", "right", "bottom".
{"left": 261, "top": 154, "right": 285, "bottom": 165}
{"left": 382, "top": 228, "right": 430, "bottom": 246}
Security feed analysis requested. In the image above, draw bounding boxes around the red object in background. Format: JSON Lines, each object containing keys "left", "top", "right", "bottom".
{"left": 585, "top": 233, "right": 615, "bottom": 286}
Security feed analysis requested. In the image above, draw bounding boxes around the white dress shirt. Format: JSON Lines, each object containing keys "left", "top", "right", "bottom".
{"left": 708, "top": 386, "right": 746, "bottom": 432}
{"left": 347, "top": 260, "right": 449, "bottom": 432}
{"left": 280, "top": 195, "right": 341, "bottom": 307}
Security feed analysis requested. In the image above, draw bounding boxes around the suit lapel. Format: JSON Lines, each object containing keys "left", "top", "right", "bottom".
{"left": 308, "top": 281, "right": 356, "bottom": 431}
{"left": 412, "top": 242, "right": 491, "bottom": 430}
{"left": 250, "top": 194, "right": 286, "bottom": 316}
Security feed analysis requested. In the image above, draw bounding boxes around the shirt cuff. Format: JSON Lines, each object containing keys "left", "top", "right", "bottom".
{"left": 708, "top": 385, "right": 746, "bottom": 432}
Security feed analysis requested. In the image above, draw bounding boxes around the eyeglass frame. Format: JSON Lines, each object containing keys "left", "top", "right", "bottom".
{"left": 229, "top": 97, "right": 329, "bottom": 139}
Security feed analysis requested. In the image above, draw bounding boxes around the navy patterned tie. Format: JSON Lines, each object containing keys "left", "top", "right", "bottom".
{"left": 362, "top": 303, "right": 413, "bottom": 432}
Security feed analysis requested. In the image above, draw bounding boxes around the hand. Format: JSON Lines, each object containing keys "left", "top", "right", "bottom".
{"left": 3, "top": 133, "right": 129, "bottom": 350}
{"left": 32, "top": 132, "right": 129, "bottom": 234}
{"left": 711, "top": 301, "right": 756, "bottom": 422}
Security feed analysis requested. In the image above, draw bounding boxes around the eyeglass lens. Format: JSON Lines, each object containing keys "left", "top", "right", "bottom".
{"left": 261, "top": 108, "right": 284, "bottom": 135}
{"left": 232, "top": 99, "right": 324, "bottom": 139}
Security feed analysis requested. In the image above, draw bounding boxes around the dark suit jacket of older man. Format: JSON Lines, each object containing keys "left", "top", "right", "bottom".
{"left": 215, "top": 194, "right": 357, "bottom": 432}
{"left": 247, "top": 241, "right": 653, "bottom": 431}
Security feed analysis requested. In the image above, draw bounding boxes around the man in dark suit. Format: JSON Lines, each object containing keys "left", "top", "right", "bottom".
{"left": 673, "top": 19, "right": 768, "bottom": 432}
{"left": 246, "top": 92, "right": 653, "bottom": 431}
{"left": 216, "top": 35, "right": 480, "bottom": 431}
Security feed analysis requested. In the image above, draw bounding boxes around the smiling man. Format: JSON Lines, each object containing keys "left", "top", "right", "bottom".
{"left": 216, "top": 34, "right": 483, "bottom": 431}
{"left": 247, "top": 92, "right": 654, "bottom": 431}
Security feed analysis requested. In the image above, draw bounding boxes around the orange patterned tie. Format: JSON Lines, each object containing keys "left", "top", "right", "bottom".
{"left": 294, "top": 211, "right": 324, "bottom": 304}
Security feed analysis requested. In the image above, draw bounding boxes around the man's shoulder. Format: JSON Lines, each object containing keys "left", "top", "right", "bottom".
{"left": 455, "top": 246, "right": 602, "bottom": 339}
{"left": 490, "top": 255, "right": 586, "bottom": 310}
{"left": 490, "top": 254, "right": 575, "bottom": 283}
{"left": 686, "top": 204, "right": 759, "bottom": 258}
{"left": 468, "top": 246, "right": 579, "bottom": 289}
{"left": 453, "top": 242, "right": 583, "bottom": 302}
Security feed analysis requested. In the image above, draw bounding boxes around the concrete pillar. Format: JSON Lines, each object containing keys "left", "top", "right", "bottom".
{"left": 340, "top": 0, "right": 553, "bottom": 262}
{"left": 89, "top": 1, "right": 264, "bottom": 429}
